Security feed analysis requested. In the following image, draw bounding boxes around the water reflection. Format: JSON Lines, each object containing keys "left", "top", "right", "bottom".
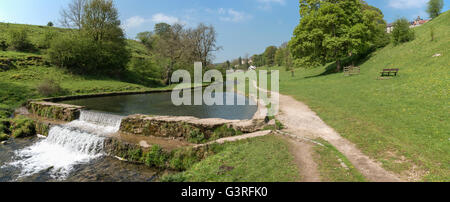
{"left": 61, "top": 91, "right": 257, "bottom": 120}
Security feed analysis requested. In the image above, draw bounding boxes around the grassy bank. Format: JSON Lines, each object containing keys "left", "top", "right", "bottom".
{"left": 0, "top": 22, "right": 169, "bottom": 118}
{"left": 163, "top": 135, "right": 301, "bottom": 182}
{"left": 313, "top": 139, "right": 366, "bottom": 182}
{"left": 264, "top": 11, "right": 449, "bottom": 181}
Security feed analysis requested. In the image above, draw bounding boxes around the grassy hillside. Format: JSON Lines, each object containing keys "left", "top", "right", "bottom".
{"left": 270, "top": 11, "right": 449, "bottom": 181}
{"left": 0, "top": 22, "right": 165, "bottom": 118}
{"left": 0, "top": 22, "right": 150, "bottom": 56}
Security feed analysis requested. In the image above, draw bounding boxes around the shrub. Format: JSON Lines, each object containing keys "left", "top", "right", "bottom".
{"left": 187, "top": 129, "right": 206, "bottom": 144}
{"left": 169, "top": 148, "right": 199, "bottom": 171}
{"left": 37, "top": 30, "right": 57, "bottom": 49}
{"left": 275, "top": 120, "right": 284, "bottom": 130}
{"left": 392, "top": 18, "right": 415, "bottom": 45}
{"left": 10, "top": 116, "right": 36, "bottom": 138}
{"left": 211, "top": 125, "right": 242, "bottom": 141}
{"left": 47, "top": 21, "right": 54, "bottom": 27}
{"left": 0, "top": 118, "right": 11, "bottom": 134}
{"left": 0, "top": 39, "right": 7, "bottom": 51}
{"left": 7, "top": 28, "right": 34, "bottom": 51}
{"left": 47, "top": 33, "right": 130, "bottom": 76}
{"left": 127, "top": 148, "right": 143, "bottom": 162}
{"left": 128, "top": 57, "right": 162, "bottom": 80}
{"left": 0, "top": 133, "right": 9, "bottom": 141}
{"left": 37, "top": 78, "right": 64, "bottom": 97}
{"left": 144, "top": 145, "right": 168, "bottom": 168}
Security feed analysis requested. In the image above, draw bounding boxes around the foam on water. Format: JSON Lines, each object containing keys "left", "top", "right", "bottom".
{"left": 4, "top": 110, "right": 123, "bottom": 180}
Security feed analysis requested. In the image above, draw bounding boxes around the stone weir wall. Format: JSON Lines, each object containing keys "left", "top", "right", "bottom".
{"left": 26, "top": 86, "right": 268, "bottom": 142}
{"left": 119, "top": 114, "right": 266, "bottom": 141}
{"left": 27, "top": 101, "right": 85, "bottom": 122}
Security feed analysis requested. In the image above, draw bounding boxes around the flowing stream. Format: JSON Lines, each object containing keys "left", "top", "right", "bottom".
{"left": 0, "top": 110, "right": 139, "bottom": 181}
{"left": 0, "top": 91, "right": 258, "bottom": 181}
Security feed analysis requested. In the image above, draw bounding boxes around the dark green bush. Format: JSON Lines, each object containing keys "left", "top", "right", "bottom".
{"left": 37, "top": 78, "right": 65, "bottom": 97}
{"left": 187, "top": 129, "right": 206, "bottom": 144}
{"left": 0, "top": 39, "right": 7, "bottom": 51}
{"left": 144, "top": 145, "right": 168, "bottom": 168}
{"left": 211, "top": 125, "right": 242, "bottom": 141}
{"left": 0, "top": 133, "right": 9, "bottom": 141}
{"left": 47, "top": 33, "right": 130, "bottom": 76}
{"left": 37, "top": 30, "right": 57, "bottom": 49}
{"left": 127, "top": 148, "right": 143, "bottom": 162}
{"left": 128, "top": 57, "right": 162, "bottom": 80}
{"left": 10, "top": 116, "right": 36, "bottom": 138}
{"left": 169, "top": 148, "right": 199, "bottom": 171}
{"left": 392, "top": 18, "right": 415, "bottom": 45}
{"left": 0, "top": 118, "right": 11, "bottom": 134}
{"left": 7, "top": 28, "right": 34, "bottom": 51}
{"left": 275, "top": 120, "right": 284, "bottom": 130}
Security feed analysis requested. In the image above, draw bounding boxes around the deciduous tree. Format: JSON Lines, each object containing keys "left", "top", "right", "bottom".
{"left": 264, "top": 46, "right": 277, "bottom": 66}
{"left": 60, "top": 0, "right": 86, "bottom": 29}
{"left": 290, "top": 0, "right": 385, "bottom": 72}
{"left": 427, "top": 0, "right": 444, "bottom": 19}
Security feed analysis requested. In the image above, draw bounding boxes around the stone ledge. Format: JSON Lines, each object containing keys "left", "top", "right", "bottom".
{"left": 119, "top": 114, "right": 266, "bottom": 141}
{"left": 27, "top": 101, "right": 85, "bottom": 122}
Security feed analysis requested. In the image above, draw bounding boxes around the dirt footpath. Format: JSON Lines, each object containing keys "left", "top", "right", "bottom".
{"left": 254, "top": 81, "right": 400, "bottom": 182}
{"left": 276, "top": 93, "right": 401, "bottom": 182}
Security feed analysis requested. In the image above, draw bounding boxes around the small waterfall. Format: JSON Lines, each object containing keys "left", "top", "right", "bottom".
{"left": 5, "top": 110, "right": 123, "bottom": 180}
{"left": 79, "top": 110, "right": 123, "bottom": 129}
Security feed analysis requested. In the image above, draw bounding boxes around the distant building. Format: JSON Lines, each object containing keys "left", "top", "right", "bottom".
{"left": 386, "top": 16, "right": 430, "bottom": 33}
{"left": 410, "top": 16, "right": 430, "bottom": 28}
{"left": 387, "top": 23, "right": 394, "bottom": 33}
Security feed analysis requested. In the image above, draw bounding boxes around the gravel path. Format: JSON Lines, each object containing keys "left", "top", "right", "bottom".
{"left": 256, "top": 81, "right": 401, "bottom": 182}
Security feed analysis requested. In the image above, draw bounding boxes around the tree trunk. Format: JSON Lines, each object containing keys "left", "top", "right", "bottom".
{"left": 336, "top": 59, "right": 341, "bottom": 72}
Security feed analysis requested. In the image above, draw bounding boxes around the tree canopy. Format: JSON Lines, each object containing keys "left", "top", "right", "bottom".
{"left": 427, "top": 0, "right": 444, "bottom": 19}
{"left": 264, "top": 46, "right": 278, "bottom": 66}
{"left": 289, "top": 0, "right": 388, "bottom": 71}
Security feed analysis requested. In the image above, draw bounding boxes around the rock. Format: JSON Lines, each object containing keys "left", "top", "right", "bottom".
{"left": 267, "top": 119, "right": 276, "bottom": 127}
{"left": 139, "top": 140, "right": 151, "bottom": 148}
{"left": 37, "top": 134, "right": 47, "bottom": 139}
{"left": 432, "top": 53, "right": 442, "bottom": 57}
{"left": 1, "top": 141, "right": 7, "bottom": 145}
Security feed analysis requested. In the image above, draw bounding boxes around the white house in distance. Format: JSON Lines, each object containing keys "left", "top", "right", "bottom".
{"left": 248, "top": 65, "right": 256, "bottom": 71}
{"left": 386, "top": 16, "right": 431, "bottom": 33}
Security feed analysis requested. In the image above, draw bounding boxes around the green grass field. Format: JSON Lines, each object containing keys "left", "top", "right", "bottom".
{"left": 167, "top": 135, "right": 301, "bottom": 182}
{"left": 265, "top": 11, "right": 449, "bottom": 181}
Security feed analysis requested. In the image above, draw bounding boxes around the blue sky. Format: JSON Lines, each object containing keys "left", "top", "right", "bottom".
{"left": 0, "top": 0, "right": 449, "bottom": 63}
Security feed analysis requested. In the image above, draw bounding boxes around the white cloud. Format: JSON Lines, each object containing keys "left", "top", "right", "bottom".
{"left": 218, "top": 8, "right": 252, "bottom": 23}
{"left": 123, "top": 13, "right": 184, "bottom": 30}
{"left": 388, "top": 0, "right": 427, "bottom": 9}
{"left": 124, "top": 16, "right": 146, "bottom": 28}
{"left": 151, "top": 13, "right": 181, "bottom": 24}
{"left": 257, "top": 0, "right": 286, "bottom": 10}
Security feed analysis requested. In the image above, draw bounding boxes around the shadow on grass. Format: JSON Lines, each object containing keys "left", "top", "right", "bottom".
{"left": 304, "top": 53, "right": 373, "bottom": 79}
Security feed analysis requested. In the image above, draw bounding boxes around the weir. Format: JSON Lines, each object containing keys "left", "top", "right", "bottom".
{"left": 5, "top": 110, "right": 123, "bottom": 180}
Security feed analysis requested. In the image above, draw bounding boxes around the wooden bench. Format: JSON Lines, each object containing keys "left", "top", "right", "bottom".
{"left": 380, "top": 69, "right": 399, "bottom": 77}
{"left": 344, "top": 66, "right": 360, "bottom": 76}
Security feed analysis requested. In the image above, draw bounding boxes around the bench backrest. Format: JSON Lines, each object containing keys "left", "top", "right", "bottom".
{"left": 383, "top": 69, "right": 399, "bottom": 72}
